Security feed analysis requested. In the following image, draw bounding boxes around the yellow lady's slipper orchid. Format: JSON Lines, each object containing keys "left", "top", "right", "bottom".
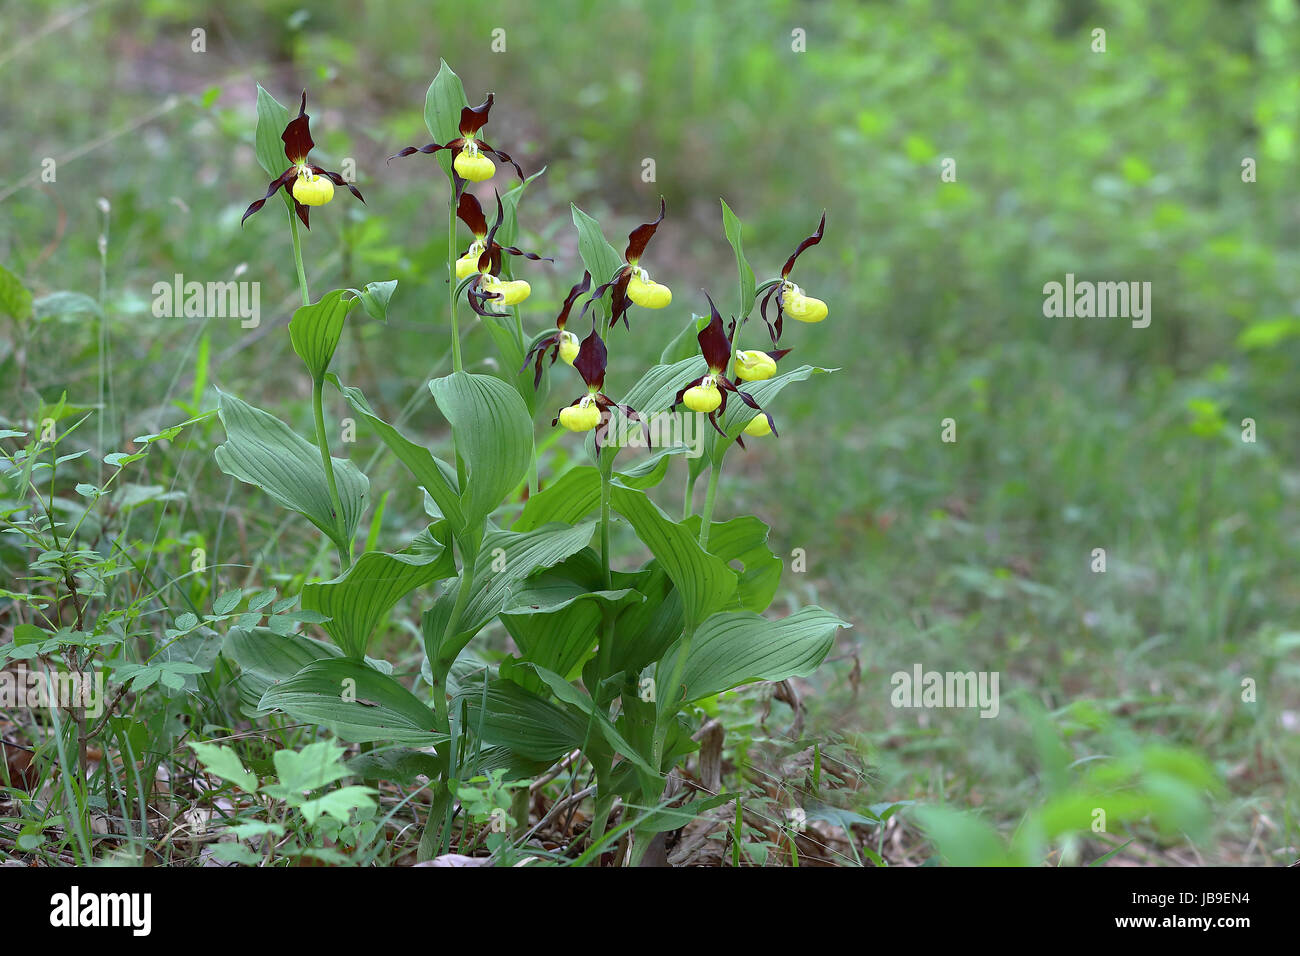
{"left": 627, "top": 269, "right": 672, "bottom": 309}
{"left": 242, "top": 91, "right": 365, "bottom": 230}
{"left": 672, "top": 294, "right": 770, "bottom": 439}
{"left": 291, "top": 169, "right": 335, "bottom": 206}
{"left": 759, "top": 212, "right": 827, "bottom": 339}
{"left": 523, "top": 272, "right": 590, "bottom": 387}
{"left": 780, "top": 283, "right": 828, "bottom": 323}
{"left": 455, "top": 242, "right": 485, "bottom": 279}
{"left": 479, "top": 273, "right": 530, "bottom": 307}
{"left": 683, "top": 381, "right": 722, "bottom": 413}
{"left": 559, "top": 396, "right": 601, "bottom": 432}
{"left": 551, "top": 329, "right": 650, "bottom": 452}
{"left": 743, "top": 414, "right": 773, "bottom": 437}
{"left": 390, "top": 93, "right": 525, "bottom": 192}
{"left": 734, "top": 349, "right": 778, "bottom": 382}
{"left": 453, "top": 143, "right": 496, "bottom": 182}
{"left": 558, "top": 330, "right": 581, "bottom": 364}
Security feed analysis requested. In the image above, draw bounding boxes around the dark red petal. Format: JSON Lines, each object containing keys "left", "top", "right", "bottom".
{"left": 615, "top": 403, "right": 652, "bottom": 449}
{"left": 314, "top": 167, "right": 365, "bottom": 203}
{"left": 281, "top": 91, "right": 314, "bottom": 163}
{"left": 294, "top": 199, "right": 311, "bottom": 230}
{"left": 767, "top": 347, "right": 793, "bottom": 363}
{"left": 484, "top": 190, "right": 505, "bottom": 248}
{"left": 573, "top": 328, "right": 608, "bottom": 391}
{"left": 240, "top": 167, "right": 296, "bottom": 226}
{"left": 698, "top": 293, "right": 733, "bottom": 371}
{"left": 780, "top": 211, "right": 826, "bottom": 278}
{"left": 478, "top": 142, "right": 525, "bottom": 180}
{"left": 555, "top": 271, "right": 591, "bottom": 330}
{"left": 459, "top": 93, "right": 494, "bottom": 136}
{"left": 624, "top": 196, "right": 666, "bottom": 263}
{"left": 457, "top": 192, "right": 488, "bottom": 236}
{"left": 501, "top": 245, "right": 553, "bottom": 264}
{"left": 386, "top": 140, "right": 459, "bottom": 164}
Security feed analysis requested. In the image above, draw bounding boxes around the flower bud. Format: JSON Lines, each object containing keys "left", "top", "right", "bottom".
{"left": 683, "top": 383, "right": 722, "bottom": 413}
{"left": 743, "top": 414, "right": 772, "bottom": 437}
{"left": 734, "top": 350, "right": 777, "bottom": 382}
{"left": 292, "top": 172, "right": 335, "bottom": 206}
{"left": 559, "top": 400, "right": 601, "bottom": 432}
{"left": 454, "top": 148, "right": 495, "bottom": 182}
{"left": 627, "top": 272, "right": 672, "bottom": 309}
{"left": 558, "top": 330, "right": 580, "bottom": 365}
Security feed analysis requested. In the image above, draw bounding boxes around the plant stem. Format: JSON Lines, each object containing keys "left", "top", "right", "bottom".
{"left": 697, "top": 461, "right": 723, "bottom": 548}
{"left": 312, "top": 376, "right": 351, "bottom": 571}
{"left": 596, "top": 474, "right": 615, "bottom": 682}
{"left": 289, "top": 207, "right": 310, "bottom": 307}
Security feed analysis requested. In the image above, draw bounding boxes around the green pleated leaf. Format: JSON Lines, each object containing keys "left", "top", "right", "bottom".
{"left": 214, "top": 390, "right": 368, "bottom": 552}
{"left": 502, "top": 585, "right": 644, "bottom": 690}
{"left": 458, "top": 676, "right": 590, "bottom": 762}
{"left": 290, "top": 289, "right": 356, "bottom": 382}
{"left": 571, "top": 204, "right": 624, "bottom": 291}
{"left": 253, "top": 85, "right": 293, "bottom": 215}
{"left": 720, "top": 199, "right": 757, "bottom": 319}
{"left": 496, "top": 168, "right": 546, "bottom": 252}
{"left": 608, "top": 485, "right": 735, "bottom": 631}
{"left": 619, "top": 356, "right": 707, "bottom": 417}
{"left": 348, "top": 280, "right": 398, "bottom": 322}
{"left": 330, "top": 377, "right": 463, "bottom": 531}
{"left": 514, "top": 466, "right": 600, "bottom": 532}
{"left": 660, "top": 313, "right": 708, "bottom": 364}
{"left": 301, "top": 533, "right": 457, "bottom": 658}
{"left": 513, "top": 451, "right": 682, "bottom": 534}
{"left": 423, "top": 59, "right": 469, "bottom": 179}
{"left": 686, "top": 514, "right": 782, "bottom": 613}
{"left": 521, "top": 664, "right": 659, "bottom": 777}
{"left": 423, "top": 521, "right": 596, "bottom": 658}
{"left": 658, "top": 607, "right": 850, "bottom": 707}
{"left": 428, "top": 371, "right": 533, "bottom": 527}
{"left": 259, "top": 658, "right": 446, "bottom": 746}
{"left": 223, "top": 626, "right": 341, "bottom": 718}
{"left": 608, "top": 565, "right": 683, "bottom": 677}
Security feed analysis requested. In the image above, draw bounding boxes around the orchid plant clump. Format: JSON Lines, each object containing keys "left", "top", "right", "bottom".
{"left": 213, "top": 61, "right": 849, "bottom": 865}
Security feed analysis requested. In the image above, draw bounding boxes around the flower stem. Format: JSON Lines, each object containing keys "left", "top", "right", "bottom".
{"left": 291, "top": 207, "right": 349, "bottom": 570}
{"left": 289, "top": 207, "right": 310, "bottom": 307}
{"left": 312, "top": 376, "right": 351, "bottom": 571}
{"left": 697, "top": 461, "right": 722, "bottom": 548}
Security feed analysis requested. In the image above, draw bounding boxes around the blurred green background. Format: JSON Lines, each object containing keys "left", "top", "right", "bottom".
{"left": 2, "top": 0, "right": 1298, "bottom": 863}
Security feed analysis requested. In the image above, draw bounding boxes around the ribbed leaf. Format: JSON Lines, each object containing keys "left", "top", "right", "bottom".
{"left": 301, "top": 534, "right": 457, "bottom": 658}
{"left": 687, "top": 514, "right": 782, "bottom": 613}
{"left": 254, "top": 84, "right": 292, "bottom": 176}
{"left": 214, "top": 390, "right": 368, "bottom": 551}
{"left": 513, "top": 451, "right": 682, "bottom": 533}
{"left": 332, "top": 377, "right": 462, "bottom": 528}
{"left": 609, "top": 485, "right": 735, "bottom": 631}
{"left": 223, "top": 626, "right": 340, "bottom": 718}
{"left": 619, "top": 356, "right": 707, "bottom": 416}
{"left": 571, "top": 204, "right": 624, "bottom": 290}
{"left": 289, "top": 289, "right": 356, "bottom": 382}
{"left": 423, "top": 522, "right": 596, "bottom": 658}
{"left": 658, "top": 607, "right": 850, "bottom": 707}
{"left": 522, "top": 664, "right": 659, "bottom": 776}
{"left": 259, "top": 658, "right": 445, "bottom": 746}
{"left": 349, "top": 280, "right": 397, "bottom": 322}
{"left": 720, "top": 199, "right": 757, "bottom": 319}
{"left": 608, "top": 565, "right": 683, "bottom": 676}
{"left": 502, "top": 586, "right": 644, "bottom": 690}
{"left": 429, "top": 371, "right": 533, "bottom": 528}
{"left": 458, "top": 676, "right": 590, "bottom": 762}
{"left": 423, "top": 59, "right": 469, "bottom": 179}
